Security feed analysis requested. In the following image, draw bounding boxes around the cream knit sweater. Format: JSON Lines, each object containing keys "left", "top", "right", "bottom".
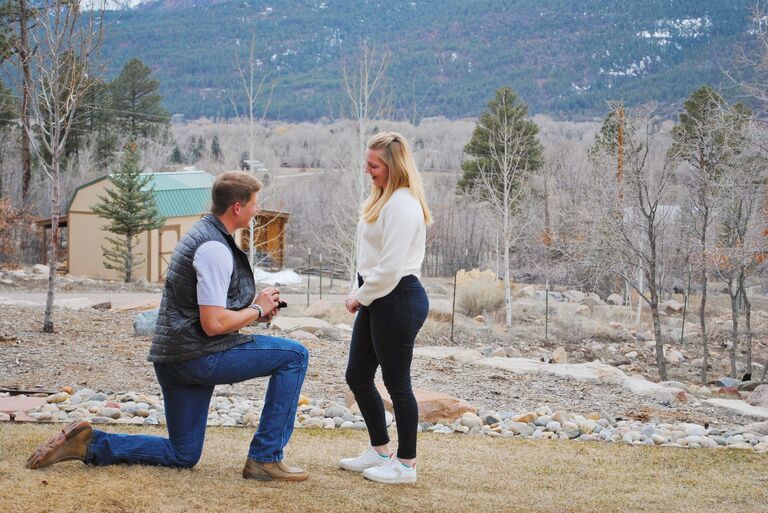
{"left": 354, "top": 187, "right": 426, "bottom": 306}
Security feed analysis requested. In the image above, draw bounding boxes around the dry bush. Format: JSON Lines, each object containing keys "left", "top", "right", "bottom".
{"left": 0, "top": 199, "right": 37, "bottom": 266}
{"left": 456, "top": 268, "right": 504, "bottom": 316}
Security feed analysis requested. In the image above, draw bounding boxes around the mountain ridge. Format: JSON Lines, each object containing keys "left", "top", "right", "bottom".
{"left": 95, "top": 0, "right": 760, "bottom": 121}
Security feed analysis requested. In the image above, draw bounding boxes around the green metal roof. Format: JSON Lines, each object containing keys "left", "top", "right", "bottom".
{"left": 140, "top": 169, "right": 213, "bottom": 218}
{"left": 66, "top": 168, "right": 214, "bottom": 218}
{"left": 142, "top": 169, "right": 215, "bottom": 191}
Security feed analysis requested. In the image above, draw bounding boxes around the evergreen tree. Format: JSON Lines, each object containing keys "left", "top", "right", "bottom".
{"left": 170, "top": 144, "right": 184, "bottom": 164}
{"left": 458, "top": 86, "right": 543, "bottom": 198}
{"left": 210, "top": 134, "right": 223, "bottom": 162}
{"left": 110, "top": 58, "right": 169, "bottom": 138}
{"left": 93, "top": 143, "right": 166, "bottom": 282}
{"left": 186, "top": 135, "right": 203, "bottom": 162}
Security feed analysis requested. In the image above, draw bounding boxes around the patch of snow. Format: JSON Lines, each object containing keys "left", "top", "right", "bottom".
{"left": 253, "top": 268, "right": 303, "bottom": 286}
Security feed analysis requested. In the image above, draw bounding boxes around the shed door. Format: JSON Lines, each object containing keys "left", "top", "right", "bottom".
{"left": 158, "top": 225, "right": 180, "bottom": 280}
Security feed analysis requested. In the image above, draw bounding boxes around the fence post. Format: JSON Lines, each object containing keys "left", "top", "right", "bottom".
{"left": 306, "top": 248, "right": 311, "bottom": 308}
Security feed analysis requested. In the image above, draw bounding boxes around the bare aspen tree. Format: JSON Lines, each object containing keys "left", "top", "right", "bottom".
{"left": 332, "top": 42, "right": 390, "bottom": 282}
{"left": 24, "top": 0, "right": 104, "bottom": 332}
{"left": 585, "top": 104, "right": 677, "bottom": 380}
{"left": 341, "top": 42, "right": 390, "bottom": 200}
{"left": 671, "top": 86, "right": 747, "bottom": 383}
{"left": 231, "top": 21, "right": 274, "bottom": 169}
{"left": 712, "top": 116, "right": 766, "bottom": 378}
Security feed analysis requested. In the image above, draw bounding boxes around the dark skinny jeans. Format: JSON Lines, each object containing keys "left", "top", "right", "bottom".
{"left": 345, "top": 274, "right": 429, "bottom": 459}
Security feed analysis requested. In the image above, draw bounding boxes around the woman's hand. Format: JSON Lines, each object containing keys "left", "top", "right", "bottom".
{"left": 344, "top": 294, "right": 361, "bottom": 314}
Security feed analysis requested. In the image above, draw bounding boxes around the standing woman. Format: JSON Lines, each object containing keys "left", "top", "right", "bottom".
{"left": 340, "top": 131, "right": 432, "bottom": 484}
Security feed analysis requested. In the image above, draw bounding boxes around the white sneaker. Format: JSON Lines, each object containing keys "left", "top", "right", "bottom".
{"left": 339, "top": 447, "right": 392, "bottom": 472}
{"left": 362, "top": 458, "right": 417, "bottom": 484}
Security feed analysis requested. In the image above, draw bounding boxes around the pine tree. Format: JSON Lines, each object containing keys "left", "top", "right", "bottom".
{"left": 110, "top": 58, "right": 169, "bottom": 138}
{"left": 210, "top": 134, "right": 223, "bottom": 162}
{"left": 458, "top": 86, "right": 543, "bottom": 199}
{"left": 93, "top": 143, "right": 166, "bottom": 282}
{"left": 170, "top": 144, "right": 184, "bottom": 164}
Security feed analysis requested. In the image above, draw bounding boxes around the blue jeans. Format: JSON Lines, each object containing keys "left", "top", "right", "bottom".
{"left": 86, "top": 335, "right": 309, "bottom": 467}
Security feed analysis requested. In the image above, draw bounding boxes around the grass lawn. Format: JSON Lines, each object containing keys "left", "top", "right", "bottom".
{"left": 1, "top": 423, "right": 766, "bottom": 513}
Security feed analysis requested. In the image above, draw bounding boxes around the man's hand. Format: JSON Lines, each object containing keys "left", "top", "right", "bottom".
{"left": 199, "top": 287, "right": 282, "bottom": 336}
{"left": 344, "top": 294, "right": 361, "bottom": 314}
{"left": 253, "top": 287, "right": 281, "bottom": 318}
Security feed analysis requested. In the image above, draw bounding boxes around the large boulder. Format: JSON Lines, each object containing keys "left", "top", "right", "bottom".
{"left": 304, "top": 300, "right": 339, "bottom": 319}
{"left": 347, "top": 385, "right": 477, "bottom": 423}
{"left": 133, "top": 308, "right": 159, "bottom": 336}
{"left": 661, "top": 300, "right": 684, "bottom": 314}
{"left": 516, "top": 285, "right": 536, "bottom": 298}
{"left": 551, "top": 346, "right": 568, "bottom": 364}
{"left": 581, "top": 294, "right": 605, "bottom": 308}
{"left": 664, "top": 349, "right": 685, "bottom": 365}
{"left": 271, "top": 316, "right": 331, "bottom": 333}
{"left": 718, "top": 320, "right": 734, "bottom": 334}
{"left": 747, "top": 385, "right": 768, "bottom": 409}
{"left": 606, "top": 294, "right": 623, "bottom": 306}
{"left": 563, "top": 290, "right": 586, "bottom": 302}
{"left": 575, "top": 305, "right": 591, "bottom": 316}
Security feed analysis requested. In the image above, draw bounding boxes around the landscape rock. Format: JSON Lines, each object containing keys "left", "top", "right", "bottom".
{"left": 661, "top": 300, "right": 683, "bottom": 314}
{"left": 747, "top": 385, "right": 768, "bottom": 409}
{"left": 271, "top": 316, "right": 331, "bottom": 333}
{"left": 606, "top": 294, "right": 623, "bottom": 306}
{"left": 133, "top": 308, "right": 159, "bottom": 336}
{"left": 551, "top": 347, "right": 568, "bottom": 364}
{"left": 581, "top": 294, "right": 606, "bottom": 308}
{"left": 563, "top": 290, "right": 586, "bottom": 302}
{"left": 347, "top": 385, "right": 477, "bottom": 424}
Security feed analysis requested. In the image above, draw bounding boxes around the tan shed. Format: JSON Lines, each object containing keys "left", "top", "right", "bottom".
{"left": 64, "top": 169, "right": 289, "bottom": 282}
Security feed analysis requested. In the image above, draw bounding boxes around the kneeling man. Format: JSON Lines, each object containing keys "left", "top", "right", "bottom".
{"left": 26, "top": 171, "right": 309, "bottom": 482}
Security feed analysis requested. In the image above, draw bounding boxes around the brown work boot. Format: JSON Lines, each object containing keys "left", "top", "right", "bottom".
{"left": 242, "top": 458, "right": 309, "bottom": 482}
{"left": 25, "top": 420, "right": 93, "bottom": 470}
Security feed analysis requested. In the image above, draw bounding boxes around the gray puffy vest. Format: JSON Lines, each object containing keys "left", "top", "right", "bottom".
{"left": 148, "top": 214, "right": 255, "bottom": 363}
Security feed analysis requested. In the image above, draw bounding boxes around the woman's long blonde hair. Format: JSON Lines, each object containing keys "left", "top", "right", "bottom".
{"left": 361, "top": 131, "right": 433, "bottom": 225}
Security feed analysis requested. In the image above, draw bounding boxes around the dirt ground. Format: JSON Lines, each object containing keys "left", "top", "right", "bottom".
{"left": 2, "top": 272, "right": 767, "bottom": 429}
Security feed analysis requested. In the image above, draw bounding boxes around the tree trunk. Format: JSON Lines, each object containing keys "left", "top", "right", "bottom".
{"left": 651, "top": 302, "right": 667, "bottom": 381}
{"left": 647, "top": 224, "right": 667, "bottom": 380}
{"left": 19, "top": 0, "right": 33, "bottom": 200}
{"left": 125, "top": 233, "right": 133, "bottom": 282}
{"left": 698, "top": 207, "right": 709, "bottom": 384}
{"left": 503, "top": 234, "right": 512, "bottom": 327}
{"left": 43, "top": 154, "right": 61, "bottom": 333}
{"left": 503, "top": 207, "right": 512, "bottom": 327}
{"left": 739, "top": 272, "right": 752, "bottom": 376}
{"left": 727, "top": 276, "right": 739, "bottom": 379}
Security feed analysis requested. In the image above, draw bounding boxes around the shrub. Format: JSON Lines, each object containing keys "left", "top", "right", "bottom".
{"left": 0, "top": 199, "right": 36, "bottom": 266}
{"left": 456, "top": 268, "right": 504, "bottom": 316}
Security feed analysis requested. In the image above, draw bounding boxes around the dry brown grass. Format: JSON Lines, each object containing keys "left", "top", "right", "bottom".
{"left": 1, "top": 423, "right": 766, "bottom": 513}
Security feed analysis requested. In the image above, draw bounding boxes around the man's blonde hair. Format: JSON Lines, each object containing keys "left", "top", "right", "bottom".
{"left": 361, "top": 131, "right": 432, "bottom": 225}
{"left": 211, "top": 171, "right": 262, "bottom": 215}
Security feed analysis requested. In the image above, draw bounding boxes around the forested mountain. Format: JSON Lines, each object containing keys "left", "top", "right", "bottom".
{"left": 97, "top": 0, "right": 760, "bottom": 121}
